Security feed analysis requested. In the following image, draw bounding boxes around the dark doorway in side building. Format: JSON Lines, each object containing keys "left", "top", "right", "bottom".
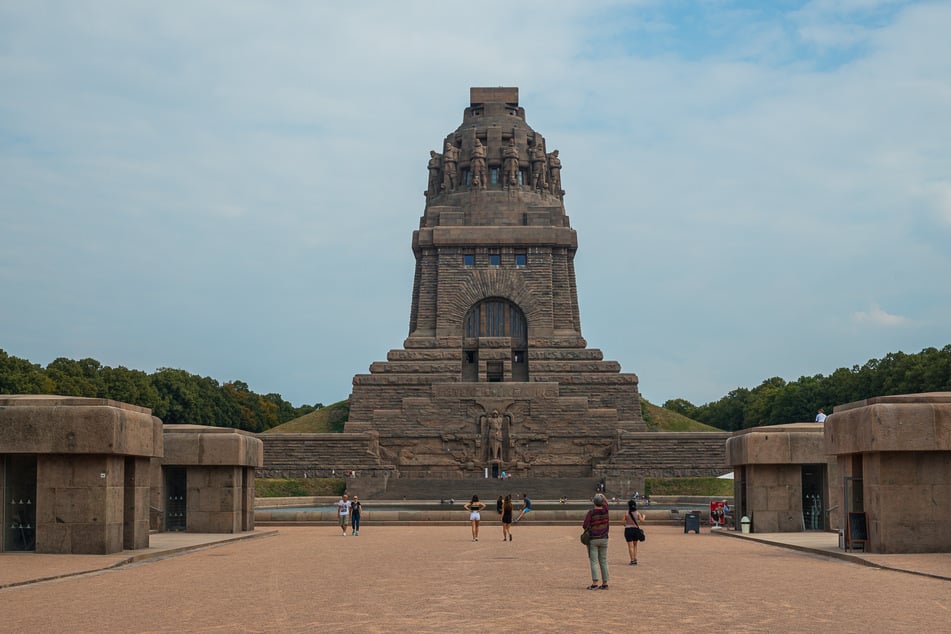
{"left": 165, "top": 467, "right": 187, "bottom": 531}
{"left": 2, "top": 454, "right": 37, "bottom": 552}
{"left": 801, "top": 464, "right": 825, "bottom": 530}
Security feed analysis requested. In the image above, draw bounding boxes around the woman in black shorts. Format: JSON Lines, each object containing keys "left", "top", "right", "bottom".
{"left": 624, "top": 499, "right": 646, "bottom": 565}
{"left": 501, "top": 495, "right": 513, "bottom": 541}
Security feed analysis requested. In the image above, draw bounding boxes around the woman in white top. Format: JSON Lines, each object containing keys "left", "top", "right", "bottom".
{"left": 463, "top": 495, "right": 486, "bottom": 542}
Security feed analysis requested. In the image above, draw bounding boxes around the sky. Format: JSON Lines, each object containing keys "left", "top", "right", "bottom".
{"left": 2, "top": 1, "right": 950, "bottom": 409}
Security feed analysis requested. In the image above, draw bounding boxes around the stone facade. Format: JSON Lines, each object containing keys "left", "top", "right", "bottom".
{"left": 0, "top": 395, "right": 162, "bottom": 554}
{"left": 346, "top": 87, "right": 649, "bottom": 490}
{"left": 0, "top": 395, "right": 264, "bottom": 554}
{"left": 825, "top": 392, "right": 951, "bottom": 553}
{"left": 153, "top": 425, "right": 263, "bottom": 533}
{"left": 726, "top": 423, "right": 840, "bottom": 533}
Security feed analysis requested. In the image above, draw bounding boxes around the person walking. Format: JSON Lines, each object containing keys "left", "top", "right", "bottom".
{"left": 502, "top": 495, "right": 514, "bottom": 541}
{"left": 496, "top": 495, "right": 503, "bottom": 518}
{"left": 815, "top": 408, "right": 827, "bottom": 423}
{"left": 624, "top": 499, "right": 645, "bottom": 565}
{"left": 583, "top": 493, "right": 610, "bottom": 589}
{"left": 337, "top": 494, "right": 350, "bottom": 536}
{"left": 350, "top": 495, "right": 362, "bottom": 536}
{"left": 463, "top": 495, "right": 486, "bottom": 542}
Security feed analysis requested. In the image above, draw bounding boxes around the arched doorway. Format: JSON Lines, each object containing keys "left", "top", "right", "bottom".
{"left": 462, "top": 298, "right": 528, "bottom": 382}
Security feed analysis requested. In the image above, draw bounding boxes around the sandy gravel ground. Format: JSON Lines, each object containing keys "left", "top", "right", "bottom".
{"left": 2, "top": 524, "right": 948, "bottom": 633}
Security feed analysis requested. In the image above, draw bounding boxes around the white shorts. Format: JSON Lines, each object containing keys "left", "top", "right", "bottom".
{"left": 469, "top": 511, "right": 481, "bottom": 521}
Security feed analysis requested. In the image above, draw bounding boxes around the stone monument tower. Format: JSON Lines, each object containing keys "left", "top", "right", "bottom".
{"left": 346, "top": 87, "right": 645, "bottom": 488}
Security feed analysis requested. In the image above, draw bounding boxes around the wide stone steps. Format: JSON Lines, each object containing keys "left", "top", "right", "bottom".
{"left": 377, "top": 476, "right": 600, "bottom": 501}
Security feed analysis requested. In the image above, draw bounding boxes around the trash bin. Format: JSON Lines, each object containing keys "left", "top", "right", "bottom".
{"left": 740, "top": 516, "right": 751, "bottom": 534}
{"left": 684, "top": 511, "right": 701, "bottom": 534}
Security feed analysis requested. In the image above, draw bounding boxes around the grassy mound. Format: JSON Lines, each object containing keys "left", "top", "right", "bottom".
{"left": 641, "top": 398, "right": 719, "bottom": 432}
{"left": 263, "top": 399, "right": 350, "bottom": 433}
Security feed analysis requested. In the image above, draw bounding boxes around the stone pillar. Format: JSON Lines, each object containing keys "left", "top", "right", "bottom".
{"left": 0, "top": 396, "right": 162, "bottom": 555}
{"left": 826, "top": 393, "right": 951, "bottom": 553}
{"left": 160, "top": 425, "right": 264, "bottom": 533}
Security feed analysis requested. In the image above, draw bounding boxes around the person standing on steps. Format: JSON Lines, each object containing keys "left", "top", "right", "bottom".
{"left": 624, "top": 499, "right": 645, "bottom": 565}
{"left": 502, "top": 495, "right": 514, "bottom": 541}
{"left": 464, "top": 495, "right": 486, "bottom": 542}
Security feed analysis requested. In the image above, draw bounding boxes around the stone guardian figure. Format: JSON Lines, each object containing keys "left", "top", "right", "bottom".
{"left": 480, "top": 409, "right": 509, "bottom": 464}
{"left": 502, "top": 138, "right": 520, "bottom": 188}
{"left": 470, "top": 138, "right": 487, "bottom": 189}
{"left": 529, "top": 141, "right": 548, "bottom": 192}
{"left": 426, "top": 150, "right": 442, "bottom": 198}
{"left": 547, "top": 149, "right": 563, "bottom": 198}
{"left": 441, "top": 141, "right": 459, "bottom": 192}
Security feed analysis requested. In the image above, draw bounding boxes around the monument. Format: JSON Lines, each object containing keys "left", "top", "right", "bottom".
{"left": 344, "top": 88, "right": 648, "bottom": 495}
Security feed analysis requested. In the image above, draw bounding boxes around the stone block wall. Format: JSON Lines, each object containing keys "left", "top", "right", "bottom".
{"left": 159, "top": 425, "right": 263, "bottom": 533}
{"left": 827, "top": 393, "right": 951, "bottom": 553}
{"left": 0, "top": 396, "right": 161, "bottom": 554}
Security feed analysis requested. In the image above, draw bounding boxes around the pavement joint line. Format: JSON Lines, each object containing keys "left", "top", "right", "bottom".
{"left": 0, "top": 530, "right": 279, "bottom": 590}
{"left": 713, "top": 530, "right": 951, "bottom": 582}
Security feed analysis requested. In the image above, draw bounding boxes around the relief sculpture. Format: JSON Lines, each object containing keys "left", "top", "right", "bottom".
{"left": 529, "top": 140, "right": 547, "bottom": 192}
{"left": 470, "top": 138, "right": 487, "bottom": 189}
{"left": 426, "top": 150, "right": 442, "bottom": 197}
{"left": 502, "top": 138, "right": 520, "bottom": 188}
{"left": 547, "top": 149, "right": 563, "bottom": 198}
{"left": 479, "top": 409, "right": 512, "bottom": 464}
{"left": 442, "top": 141, "right": 459, "bottom": 192}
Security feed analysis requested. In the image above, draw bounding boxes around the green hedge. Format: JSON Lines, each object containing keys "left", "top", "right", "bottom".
{"left": 254, "top": 478, "right": 346, "bottom": 497}
{"left": 645, "top": 477, "right": 733, "bottom": 497}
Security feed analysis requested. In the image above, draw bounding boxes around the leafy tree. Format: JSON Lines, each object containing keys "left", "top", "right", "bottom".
{"left": 671, "top": 344, "right": 951, "bottom": 431}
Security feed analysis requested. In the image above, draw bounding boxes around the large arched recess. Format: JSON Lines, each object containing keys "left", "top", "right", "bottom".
{"left": 461, "top": 298, "right": 528, "bottom": 382}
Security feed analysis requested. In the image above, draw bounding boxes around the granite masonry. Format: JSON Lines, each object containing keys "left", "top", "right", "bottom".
{"left": 0, "top": 395, "right": 263, "bottom": 554}
{"left": 261, "top": 87, "right": 729, "bottom": 498}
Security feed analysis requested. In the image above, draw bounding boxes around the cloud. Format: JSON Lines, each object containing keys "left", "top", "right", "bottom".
{"left": 1, "top": 1, "right": 950, "bottom": 409}
{"left": 851, "top": 305, "right": 911, "bottom": 326}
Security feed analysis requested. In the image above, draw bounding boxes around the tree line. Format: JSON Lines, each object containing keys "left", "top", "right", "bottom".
{"left": 663, "top": 345, "right": 951, "bottom": 431}
{"left": 0, "top": 349, "right": 321, "bottom": 433}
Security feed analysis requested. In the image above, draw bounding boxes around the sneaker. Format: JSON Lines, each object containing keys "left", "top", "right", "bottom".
{"left": 630, "top": 560, "right": 637, "bottom": 565}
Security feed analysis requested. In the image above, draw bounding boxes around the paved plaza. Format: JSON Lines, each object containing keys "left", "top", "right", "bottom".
{"left": 2, "top": 524, "right": 948, "bottom": 633}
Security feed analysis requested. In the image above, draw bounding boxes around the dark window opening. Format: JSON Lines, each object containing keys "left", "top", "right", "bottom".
{"left": 487, "top": 360, "right": 503, "bottom": 382}
{"left": 462, "top": 350, "right": 478, "bottom": 382}
{"left": 490, "top": 168, "right": 500, "bottom": 184}
{"left": 515, "top": 253, "right": 527, "bottom": 267}
{"left": 3, "top": 454, "right": 37, "bottom": 552}
{"left": 512, "top": 350, "right": 528, "bottom": 381}
{"left": 464, "top": 254, "right": 475, "bottom": 267}
{"left": 489, "top": 254, "right": 500, "bottom": 267}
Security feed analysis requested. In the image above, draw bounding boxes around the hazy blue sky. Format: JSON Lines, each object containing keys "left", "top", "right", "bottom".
{"left": 2, "top": 1, "right": 949, "bottom": 409}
